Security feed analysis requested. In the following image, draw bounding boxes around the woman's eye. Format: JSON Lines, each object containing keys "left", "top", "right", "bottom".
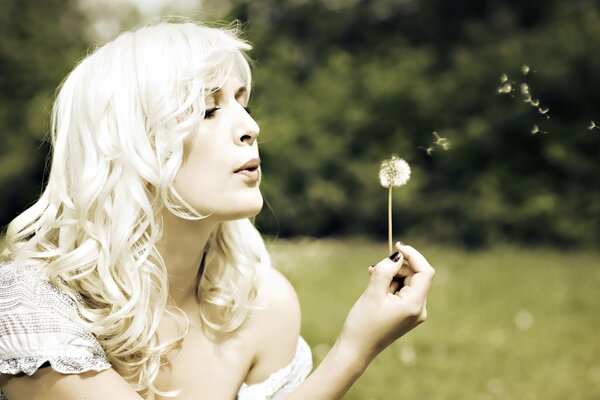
{"left": 204, "top": 107, "right": 220, "bottom": 119}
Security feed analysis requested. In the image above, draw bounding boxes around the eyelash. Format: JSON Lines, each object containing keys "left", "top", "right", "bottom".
{"left": 203, "top": 106, "right": 252, "bottom": 119}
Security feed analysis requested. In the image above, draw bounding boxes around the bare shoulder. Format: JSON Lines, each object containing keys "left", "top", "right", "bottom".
{"left": 243, "top": 265, "right": 302, "bottom": 384}
{"left": 1, "top": 367, "right": 142, "bottom": 400}
{"left": 258, "top": 265, "right": 301, "bottom": 317}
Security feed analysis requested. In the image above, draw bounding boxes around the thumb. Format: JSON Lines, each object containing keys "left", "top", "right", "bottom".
{"left": 366, "top": 252, "right": 404, "bottom": 296}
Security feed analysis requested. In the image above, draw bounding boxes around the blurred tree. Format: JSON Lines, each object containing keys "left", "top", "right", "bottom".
{"left": 0, "top": 0, "right": 91, "bottom": 230}
{"left": 2, "top": 0, "right": 599, "bottom": 247}
{"left": 233, "top": 0, "right": 600, "bottom": 246}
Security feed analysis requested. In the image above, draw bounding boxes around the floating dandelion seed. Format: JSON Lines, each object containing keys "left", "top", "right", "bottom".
{"left": 531, "top": 125, "right": 547, "bottom": 135}
{"left": 538, "top": 107, "right": 549, "bottom": 115}
{"left": 379, "top": 155, "right": 411, "bottom": 253}
{"left": 497, "top": 83, "right": 513, "bottom": 94}
{"left": 589, "top": 121, "right": 600, "bottom": 130}
{"left": 497, "top": 64, "right": 552, "bottom": 124}
{"left": 418, "top": 146, "right": 434, "bottom": 156}
{"left": 433, "top": 131, "right": 451, "bottom": 150}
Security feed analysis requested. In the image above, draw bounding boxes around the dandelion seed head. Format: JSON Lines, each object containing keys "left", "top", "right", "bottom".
{"left": 521, "top": 64, "right": 530, "bottom": 75}
{"left": 379, "top": 155, "right": 411, "bottom": 188}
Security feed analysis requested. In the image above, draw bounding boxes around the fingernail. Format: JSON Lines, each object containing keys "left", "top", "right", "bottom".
{"left": 389, "top": 251, "right": 401, "bottom": 262}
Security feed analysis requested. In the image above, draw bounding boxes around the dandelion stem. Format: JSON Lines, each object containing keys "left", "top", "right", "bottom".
{"left": 388, "top": 187, "right": 393, "bottom": 254}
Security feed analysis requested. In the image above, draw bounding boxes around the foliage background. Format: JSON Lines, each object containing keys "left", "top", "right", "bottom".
{"left": 1, "top": 0, "right": 600, "bottom": 248}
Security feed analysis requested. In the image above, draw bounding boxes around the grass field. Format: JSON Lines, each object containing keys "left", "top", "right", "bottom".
{"left": 267, "top": 238, "right": 600, "bottom": 400}
{"left": 2, "top": 237, "right": 599, "bottom": 399}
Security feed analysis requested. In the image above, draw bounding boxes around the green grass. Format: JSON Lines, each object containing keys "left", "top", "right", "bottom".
{"left": 267, "top": 238, "right": 600, "bottom": 400}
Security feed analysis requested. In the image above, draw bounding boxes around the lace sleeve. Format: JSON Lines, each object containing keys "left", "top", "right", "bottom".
{"left": 0, "top": 260, "right": 111, "bottom": 376}
{"left": 237, "top": 336, "right": 313, "bottom": 400}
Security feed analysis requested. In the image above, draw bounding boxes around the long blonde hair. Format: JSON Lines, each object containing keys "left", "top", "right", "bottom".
{"left": 3, "top": 21, "right": 269, "bottom": 397}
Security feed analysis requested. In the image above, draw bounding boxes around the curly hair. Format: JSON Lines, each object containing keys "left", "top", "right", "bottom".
{"left": 3, "top": 20, "right": 269, "bottom": 398}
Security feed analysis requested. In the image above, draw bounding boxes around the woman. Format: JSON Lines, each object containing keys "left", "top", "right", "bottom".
{"left": 0, "top": 21, "right": 434, "bottom": 399}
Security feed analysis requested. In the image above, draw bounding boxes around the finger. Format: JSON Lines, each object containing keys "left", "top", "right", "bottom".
{"left": 395, "top": 243, "right": 434, "bottom": 274}
{"left": 395, "top": 244, "right": 435, "bottom": 304}
{"left": 390, "top": 276, "right": 405, "bottom": 293}
{"left": 366, "top": 252, "right": 404, "bottom": 296}
{"left": 389, "top": 280, "right": 400, "bottom": 293}
{"left": 368, "top": 263, "right": 411, "bottom": 278}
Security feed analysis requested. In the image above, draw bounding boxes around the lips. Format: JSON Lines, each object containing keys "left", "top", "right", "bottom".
{"left": 234, "top": 158, "right": 261, "bottom": 173}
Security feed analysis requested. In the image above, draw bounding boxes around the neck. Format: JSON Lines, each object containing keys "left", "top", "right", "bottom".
{"left": 156, "top": 208, "right": 218, "bottom": 308}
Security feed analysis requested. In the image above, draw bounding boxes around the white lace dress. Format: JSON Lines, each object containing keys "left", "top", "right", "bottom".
{"left": 0, "top": 260, "right": 312, "bottom": 399}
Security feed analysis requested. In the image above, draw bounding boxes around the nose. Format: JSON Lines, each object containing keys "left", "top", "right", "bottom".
{"left": 237, "top": 106, "right": 260, "bottom": 146}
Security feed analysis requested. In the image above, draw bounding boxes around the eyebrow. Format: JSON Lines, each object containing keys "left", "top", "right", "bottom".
{"left": 207, "top": 86, "right": 248, "bottom": 101}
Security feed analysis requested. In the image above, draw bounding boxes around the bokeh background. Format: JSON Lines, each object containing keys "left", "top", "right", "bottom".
{"left": 1, "top": 0, "right": 599, "bottom": 399}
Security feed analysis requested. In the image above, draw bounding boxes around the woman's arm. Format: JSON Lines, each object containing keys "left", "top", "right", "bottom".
{"left": 1, "top": 367, "right": 143, "bottom": 400}
{"left": 286, "top": 243, "right": 435, "bottom": 399}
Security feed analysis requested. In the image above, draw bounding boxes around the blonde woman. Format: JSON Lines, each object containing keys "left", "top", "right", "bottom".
{"left": 0, "top": 21, "right": 435, "bottom": 400}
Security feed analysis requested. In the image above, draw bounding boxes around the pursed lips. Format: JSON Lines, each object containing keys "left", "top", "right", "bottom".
{"left": 234, "top": 158, "right": 261, "bottom": 181}
{"left": 234, "top": 158, "right": 261, "bottom": 173}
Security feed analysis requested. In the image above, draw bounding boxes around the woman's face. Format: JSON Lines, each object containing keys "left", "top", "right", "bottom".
{"left": 173, "top": 76, "right": 262, "bottom": 221}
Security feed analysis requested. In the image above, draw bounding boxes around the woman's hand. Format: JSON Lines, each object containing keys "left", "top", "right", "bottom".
{"left": 339, "top": 242, "right": 435, "bottom": 364}
{"left": 283, "top": 242, "right": 434, "bottom": 400}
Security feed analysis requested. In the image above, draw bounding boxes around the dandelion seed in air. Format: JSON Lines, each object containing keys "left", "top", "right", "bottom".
{"left": 433, "top": 131, "right": 451, "bottom": 150}
{"left": 500, "top": 73, "right": 509, "bottom": 83}
{"left": 531, "top": 125, "right": 547, "bottom": 135}
{"left": 497, "top": 83, "right": 513, "bottom": 94}
{"left": 538, "top": 107, "right": 549, "bottom": 115}
{"left": 530, "top": 99, "right": 540, "bottom": 107}
{"left": 520, "top": 83, "right": 530, "bottom": 95}
{"left": 588, "top": 121, "right": 599, "bottom": 130}
{"left": 379, "top": 156, "right": 411, "bottom": 253}
{"left": 521, "top": 64, "right": 530, "bottom": 75}
{"left": 418, "top": 146, "right": 435, "bottom": 156}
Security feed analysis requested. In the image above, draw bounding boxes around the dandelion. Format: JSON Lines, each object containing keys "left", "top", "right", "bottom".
{"left": 379, "top": 155, "right": 411, "bottom": 253}
{"left": 521, "top": 64, "right": 530, "bottom": 75}
{"left": 433, "top": 131, "right": 451, "bottom": 150}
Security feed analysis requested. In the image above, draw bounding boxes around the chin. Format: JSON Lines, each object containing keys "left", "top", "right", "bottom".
{"left": 221, "top": 194, "right": 264, "bottom": 221}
